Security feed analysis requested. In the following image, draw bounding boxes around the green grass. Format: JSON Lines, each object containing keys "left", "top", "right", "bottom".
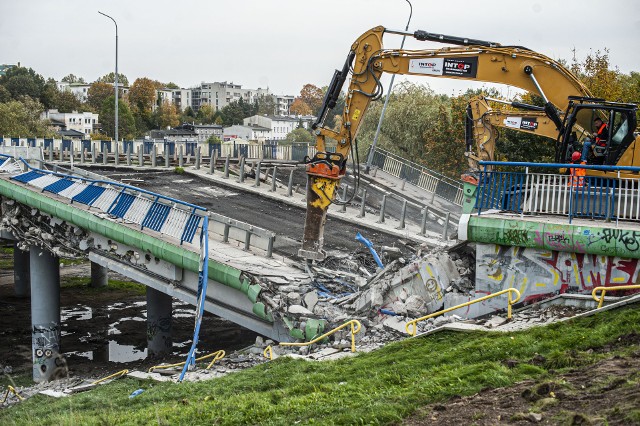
{"left": 60, "top": 276, "right": 146, "bottom": 296}
{"left": 1, "top": 306, "right": 639, "bottom": 425}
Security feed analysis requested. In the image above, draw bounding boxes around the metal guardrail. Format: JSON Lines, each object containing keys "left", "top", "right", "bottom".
{"left": 0, "top": 136, "right": 335, "bottom": 163}
{"left": 263, "top": 319, "right": 362, "bottom": 360}
{"left": 405, "top": 288, "right": 522, "bottom": 336}
{"left": 592, "top": 285, "right": 640, "bottom": 308}
{"left": 369, "top": 147, "right": 464, "bottom": 206}
{"left": 475, "top": 162, "right": 640, "bottom": 224}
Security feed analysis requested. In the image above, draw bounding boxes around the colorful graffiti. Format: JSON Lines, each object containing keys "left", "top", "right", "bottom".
{"left": 476, "top": 243, "right": 640, "bottom": 305}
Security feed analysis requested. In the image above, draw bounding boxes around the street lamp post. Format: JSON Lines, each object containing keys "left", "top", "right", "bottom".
{"left": 364, "top": 0, "right": 412, "bottom": 174}
{"left": 98, "top": 11, "right": 118, "bottom": 144}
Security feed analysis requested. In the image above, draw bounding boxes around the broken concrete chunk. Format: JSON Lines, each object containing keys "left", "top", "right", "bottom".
{"left": 484, "top": 315, "right": 508, "bottom": 328}
{"left": 382, "top": 317, "right": 408, "bottom": 334}
{"left": 288, "top": 305, "right": 314, "bottom": 316}
{"left": 304, "top": 291, "right": 319, "bottom": 312}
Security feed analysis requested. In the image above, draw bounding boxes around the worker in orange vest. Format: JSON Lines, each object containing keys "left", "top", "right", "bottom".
{"left": 568, "top": 151, "right": 586, "bottom": 188}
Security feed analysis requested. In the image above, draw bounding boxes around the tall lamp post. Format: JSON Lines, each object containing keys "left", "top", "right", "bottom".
{"left": 364, "top": 0, "right": 412, "bottom": 173}
{"left": 98, "top": 11, "right": 118, "bottom": 143}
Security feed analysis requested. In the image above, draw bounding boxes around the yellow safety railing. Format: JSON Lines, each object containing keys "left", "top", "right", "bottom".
{"left": 92, "top": 369, "right": 129, "bottom": 385}
{"left": 405, "top": 288, "right": 521, "bottom": 336}
{"left": 263, "top": 320, "right": 362, "bottom": 361}
{"left": 1, "top": 385, "right": 24, "bottom": 403}
{"left": 592, "top": 285, "right": 640, "bottom": 309}
{"left": 148, "top": 350, "right": 225, "bottom": 373}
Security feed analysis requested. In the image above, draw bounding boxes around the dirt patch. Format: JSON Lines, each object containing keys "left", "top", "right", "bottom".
{"left": 403, "top": 354, "right": 640, "bottom": 425}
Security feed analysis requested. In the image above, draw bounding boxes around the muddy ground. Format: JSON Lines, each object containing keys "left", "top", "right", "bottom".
{"left": 0, "top": 253, "right": 257, "bottom": 380}
{"left": 404, "top": 350, "right": 640, "bottom": 425}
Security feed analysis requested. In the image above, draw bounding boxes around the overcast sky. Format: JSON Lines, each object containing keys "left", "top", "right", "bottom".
{"left": 1, "top": 0, "right": 638, "bottom": 98}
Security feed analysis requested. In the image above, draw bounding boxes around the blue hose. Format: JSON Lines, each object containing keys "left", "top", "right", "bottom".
{"left": 355, "top": 232, "right": 384, "bottom": 269}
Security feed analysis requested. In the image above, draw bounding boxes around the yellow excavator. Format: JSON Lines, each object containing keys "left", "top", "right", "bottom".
{"left": 299, "top": 25, "right": 639, "bottom": 261}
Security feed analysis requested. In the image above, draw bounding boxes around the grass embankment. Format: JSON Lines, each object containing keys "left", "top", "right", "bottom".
{"left": 1, "top": 306, "right": 639, "bottom": 425}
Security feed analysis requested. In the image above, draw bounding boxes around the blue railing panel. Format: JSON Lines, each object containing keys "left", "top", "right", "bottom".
{"left": 109, "top": 193, "right": 136, "bottom": 218}
{"left": 43, "top": 178, "right": 74, "bottom": 195}
{"left": 72, "top": 185, "right": 107, "bottom": 206}
{"left": 142, "top": 202, "right": 171, "bottom": 232}
{"left": 181, "top": 214, "right": 203, "bottom": 244}
{"left": 11, "top": 171, "right": 45, "bottom": 184}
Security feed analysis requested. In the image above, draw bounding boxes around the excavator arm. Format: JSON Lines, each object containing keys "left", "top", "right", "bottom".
{"left": 299, "top": 25, "right": 592, "bottom": 261}
{"left": 466, "top": 95, "right": 564, "bottom": 168}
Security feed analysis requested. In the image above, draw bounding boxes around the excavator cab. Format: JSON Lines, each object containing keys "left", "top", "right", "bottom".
{"left": 557, "top": 97, "right": 637, "bottom": 168}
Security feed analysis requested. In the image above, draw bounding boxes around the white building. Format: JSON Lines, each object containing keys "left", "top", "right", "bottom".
{"left": 191, "top": 81, "right": 270, "bottom": 112}
{"left": 41, "top": 110, "right": 99, "bottom": 136}
{"left": 223, "top": 124, "right": 271, "bottom": 142}
{"left": 172, "top": 89, "right": 192, "bottom": 111}
{"left": 274, "top": 95, "right": 295, "bottom": 116}
{"left": 243, "top": 115, "right": 316, "bottom": 141}
{"left": 57, "top": 82, "right": 92, "bottom": 102}
{"left": 154, "top": 88, "right": 174, "bottom": 111}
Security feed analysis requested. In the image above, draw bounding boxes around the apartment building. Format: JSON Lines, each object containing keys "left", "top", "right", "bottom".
{"left": 41, "top": 109, "right": 99, "bottom": 136}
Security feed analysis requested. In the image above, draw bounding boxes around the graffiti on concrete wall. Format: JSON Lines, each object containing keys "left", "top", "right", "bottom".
{"left": 476, "top": 244, "right": 640, "bottom": 306}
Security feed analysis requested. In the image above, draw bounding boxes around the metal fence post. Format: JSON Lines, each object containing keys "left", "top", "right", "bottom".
{"left": 244, "top": 231, "right": 251, "bottom": 251}
{"left": 341, "top": 185, "right": 348, "bottom": 212}
{"left": 238, "top": 156, "right": 246, "bottom": 182}
{"left": 378, "top": 194, "right": 387, "bottom": 223}
{"left": 442, "top": 211, "right": 450, "bottom": 239}
{"left": 254, "top": 161, "right": 261, "bottom": 187}
{"left": 421, "top": 207, "right": 428, "bottom": 235}
{"left": 224, "top": 154, "right": 230, "bottom": 178}
{"left": 287, "top": 168, "right": 294, "bottom": 197}
{"left": 266, "top": 236, "right": 274, "bottom": 258}
{"left": 358, "top": 188, "right": 367, "bottom": 218}
{"left": 270, "top": 166, "right": 277, "bottom": 192}
{"left": 397, "top": 199, "right": 407, "bottom": 229}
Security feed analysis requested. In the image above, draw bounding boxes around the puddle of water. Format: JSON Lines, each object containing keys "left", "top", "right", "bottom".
{"left": 61, "top": 305, "right": 93, "bottom": 321}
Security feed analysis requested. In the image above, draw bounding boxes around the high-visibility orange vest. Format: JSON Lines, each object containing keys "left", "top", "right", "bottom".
{"left": 569, "top": 162, "right": 586, "bottom": 187}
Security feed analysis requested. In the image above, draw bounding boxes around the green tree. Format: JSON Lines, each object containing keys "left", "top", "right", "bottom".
{"left": 164, "top": 82, "right": 180, "bottom": 89}
{"left": 97, "top": 72, "right": 129, "bottom": 87}
{"left": 196, "top": 105, "right": 215, "bottom": 124}
{"left": 220, "top": 99, "right": 254, "bottom": 125}
{"left": 284, "top": 127, "right": 313, "bottom": 144}
{"left": 155, "top": 100, "right": 180, "bottom": 129}
{"left": 207, "top": 135, "right": 221, "bottom": 144}
{"left": 256, "top": 94, "right": 276, "bottom": 115}
{"left": 128, "top": 78, "right": 158, "bottom": 113}
{"left": 100, "top": 96, "right": 136, "bottom": 139}
{"left": 87, "top": 81, "right": 114, "bottom": 111}
{"left": 0, "top": 67, "right": 46, "bottom": 103}
{"left": 54, "top": 90, "right": 83, "bottom": 113}
{"left": 0, "top": 98, "right": 55, "bottom": 137}
{"left": 61, "top": 74, "right": 86, "bottom": 84}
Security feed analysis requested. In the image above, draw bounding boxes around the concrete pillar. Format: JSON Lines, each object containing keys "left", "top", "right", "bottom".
{"left": 146, "top": 287, "right": 172, "bottom": 357}
{"left": 30, "top": 247, "right": 62, "bottom": 382}
{"left": 13, "top": 244, "right": 30, "bottom": 297}
{"left": 90, "top": 261, "right": 108, "bottom": 288}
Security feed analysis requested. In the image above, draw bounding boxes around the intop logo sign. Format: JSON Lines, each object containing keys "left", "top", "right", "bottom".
{"left": 409, "top": 57, "right": 478, "bottom": 78}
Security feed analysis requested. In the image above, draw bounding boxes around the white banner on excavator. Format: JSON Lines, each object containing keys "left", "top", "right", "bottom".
{"left": 408, "top": 58, "right": 444, "bottom": 75}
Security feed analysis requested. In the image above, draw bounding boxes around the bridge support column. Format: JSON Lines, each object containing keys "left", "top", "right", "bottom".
{"left": 13, "top": 244, "right": 30, "bottom": 297}
{"left": 30, "top": 247, "right": 62, "bottom": 382}
{"left": 146, "top": 287, "right": 172, "bottom": 357}
{"left": 90, "top": 261, "right": 108, "bottom": 288}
